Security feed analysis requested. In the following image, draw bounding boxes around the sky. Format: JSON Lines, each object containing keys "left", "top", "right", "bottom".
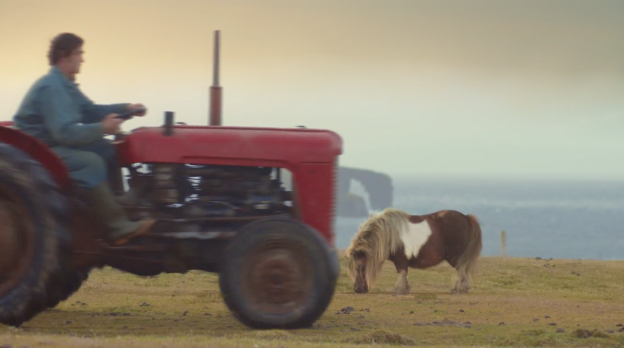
{"left": 1, "top": 0, "right": 623, "bottom": 181}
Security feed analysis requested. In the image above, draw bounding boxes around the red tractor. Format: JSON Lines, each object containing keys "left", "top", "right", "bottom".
{"left": 0, "top": 32, "right": 341, "bottom": 329}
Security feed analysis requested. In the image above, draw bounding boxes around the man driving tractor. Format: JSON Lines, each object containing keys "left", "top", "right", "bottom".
{"left": 12, "top": 32, "right": 156, "bottom": 246}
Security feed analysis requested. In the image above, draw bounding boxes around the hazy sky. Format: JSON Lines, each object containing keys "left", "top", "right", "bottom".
{"left": 1, "top": 0, "right": 623, "bottom": 180}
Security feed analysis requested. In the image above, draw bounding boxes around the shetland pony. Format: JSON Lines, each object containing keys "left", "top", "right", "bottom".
{"left": 345, "top": 208, "right": 482, "bottom": 295}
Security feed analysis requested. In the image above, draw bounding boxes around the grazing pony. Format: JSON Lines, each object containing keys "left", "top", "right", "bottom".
{"left": 345, "top": 208, "right": 482, "bottom": 295}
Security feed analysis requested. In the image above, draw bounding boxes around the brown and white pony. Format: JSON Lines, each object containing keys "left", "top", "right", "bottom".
{"left": 345, "top": 208, "right": 482, "bottom": 295}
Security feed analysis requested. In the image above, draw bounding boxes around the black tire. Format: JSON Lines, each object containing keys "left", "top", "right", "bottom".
{"left": 0, "top": 143, "right": 72, "bottom": 326}
{"left": 45, "top": 269, "right": 91, "bottom": 309}
{"left": 219, "top": 215, "right": 337, "bottom": 329}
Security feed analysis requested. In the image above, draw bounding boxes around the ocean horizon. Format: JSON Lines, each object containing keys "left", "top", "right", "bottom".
{"left": 334, "top": 176, "right": 624, "bottom": 261}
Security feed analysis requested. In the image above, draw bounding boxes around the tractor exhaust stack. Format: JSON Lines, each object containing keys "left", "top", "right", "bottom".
{"left": 209, "top": 30, "right": 222, "bottom": 126}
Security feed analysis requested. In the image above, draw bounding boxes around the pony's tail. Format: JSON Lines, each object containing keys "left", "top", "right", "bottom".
{"left": 456, "top": 214, "right": 483, "bottom": 281}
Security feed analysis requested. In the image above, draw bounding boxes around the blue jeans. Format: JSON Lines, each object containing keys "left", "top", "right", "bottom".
{"left": 51, "top": 139, "right": 116, "bottom": 189}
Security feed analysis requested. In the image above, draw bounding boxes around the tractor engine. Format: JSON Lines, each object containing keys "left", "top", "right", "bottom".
{"left": 120, "top": 163, "right": 293, "bottom": 230}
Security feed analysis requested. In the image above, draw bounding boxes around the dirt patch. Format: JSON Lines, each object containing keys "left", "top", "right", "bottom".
{"left": 345, "top": 329, "right": 415, "bottom": 345}
{"left": 335, "top": 306, "right": 368, "bottom": 315}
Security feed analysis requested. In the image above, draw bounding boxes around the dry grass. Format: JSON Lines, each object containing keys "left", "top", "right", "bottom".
{"left": 2, "top": 256, "right": 624, "bottom": 347}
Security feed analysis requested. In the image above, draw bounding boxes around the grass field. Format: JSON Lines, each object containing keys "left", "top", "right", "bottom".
{"left": 1, "top": 255, "right": 624, "bottom": 347}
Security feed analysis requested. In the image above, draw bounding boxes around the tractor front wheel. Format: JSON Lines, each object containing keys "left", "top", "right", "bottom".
{"left": 219, "top": 216, "right": 337, "bottom": 329}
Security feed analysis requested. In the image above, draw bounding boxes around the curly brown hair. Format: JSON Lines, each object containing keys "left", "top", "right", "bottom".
{"left": 47, "top": 33, "right": 84, "bottom": 65}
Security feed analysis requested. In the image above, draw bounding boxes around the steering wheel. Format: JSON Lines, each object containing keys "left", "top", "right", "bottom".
{"left": 115, "top": 107, "right": 147, "bottom": 120}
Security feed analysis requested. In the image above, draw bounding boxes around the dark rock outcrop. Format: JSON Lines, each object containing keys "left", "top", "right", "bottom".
{"left": 337, "top": 193, "right": 369, "bottom": 217}
{"left": 336, "top": 167, "right": 394, "bottom": 217}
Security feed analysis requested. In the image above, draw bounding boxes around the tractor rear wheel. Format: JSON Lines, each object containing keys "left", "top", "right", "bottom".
{"left": 219, "top": 216, "right": 337, "bottom": 329}
{"left": 0, "top": 143, "right": 71, "bottom": 326}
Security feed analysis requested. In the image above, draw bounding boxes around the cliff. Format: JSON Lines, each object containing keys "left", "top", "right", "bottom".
{"left": 336, "top": 166, "right": 394, "bottom": 217}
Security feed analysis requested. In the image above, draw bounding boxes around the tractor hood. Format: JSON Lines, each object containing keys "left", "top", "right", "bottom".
{"left": 117, "top": 125, "right": 343, "bottom": 167}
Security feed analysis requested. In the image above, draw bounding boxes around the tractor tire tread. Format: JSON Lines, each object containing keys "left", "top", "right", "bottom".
{"left": 0, "top": 143, "right": 72, "bottom": 326}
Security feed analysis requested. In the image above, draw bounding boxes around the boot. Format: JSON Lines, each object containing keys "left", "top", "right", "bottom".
{"left": 106, "top": 163, "right": 137, "bottom": 206}
{"left": 114, "top": 186, "right": 138, "bottom": 206}
{"left": 87, "top": 183, "right": 156, "bottom": 246}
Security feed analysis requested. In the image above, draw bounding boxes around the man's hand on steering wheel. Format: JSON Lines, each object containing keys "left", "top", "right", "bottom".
{"left": 126, "top": 103, "right": 147, "bottom": 117}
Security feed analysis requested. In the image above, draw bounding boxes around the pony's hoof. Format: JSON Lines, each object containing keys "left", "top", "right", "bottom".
{"left": 451, "top": 289, "right": 468, "bottom": 295}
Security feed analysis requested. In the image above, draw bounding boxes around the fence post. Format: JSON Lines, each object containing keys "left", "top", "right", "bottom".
{"left": 501, "top": 230, "right": 507, "bottom": 257}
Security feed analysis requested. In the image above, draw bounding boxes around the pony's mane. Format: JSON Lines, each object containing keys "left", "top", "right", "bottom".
{"left": 345, "top": 208, "right": 411, "bottom": 290}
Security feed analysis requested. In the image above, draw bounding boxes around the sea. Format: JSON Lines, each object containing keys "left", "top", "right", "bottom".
{"left": 334, "top": 176, "right": 624, "bottom": 261}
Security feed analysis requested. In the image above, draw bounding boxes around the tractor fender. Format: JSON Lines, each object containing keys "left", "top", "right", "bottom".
{"left": 0, "top": 125, "right": 70, "bottom": 190}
